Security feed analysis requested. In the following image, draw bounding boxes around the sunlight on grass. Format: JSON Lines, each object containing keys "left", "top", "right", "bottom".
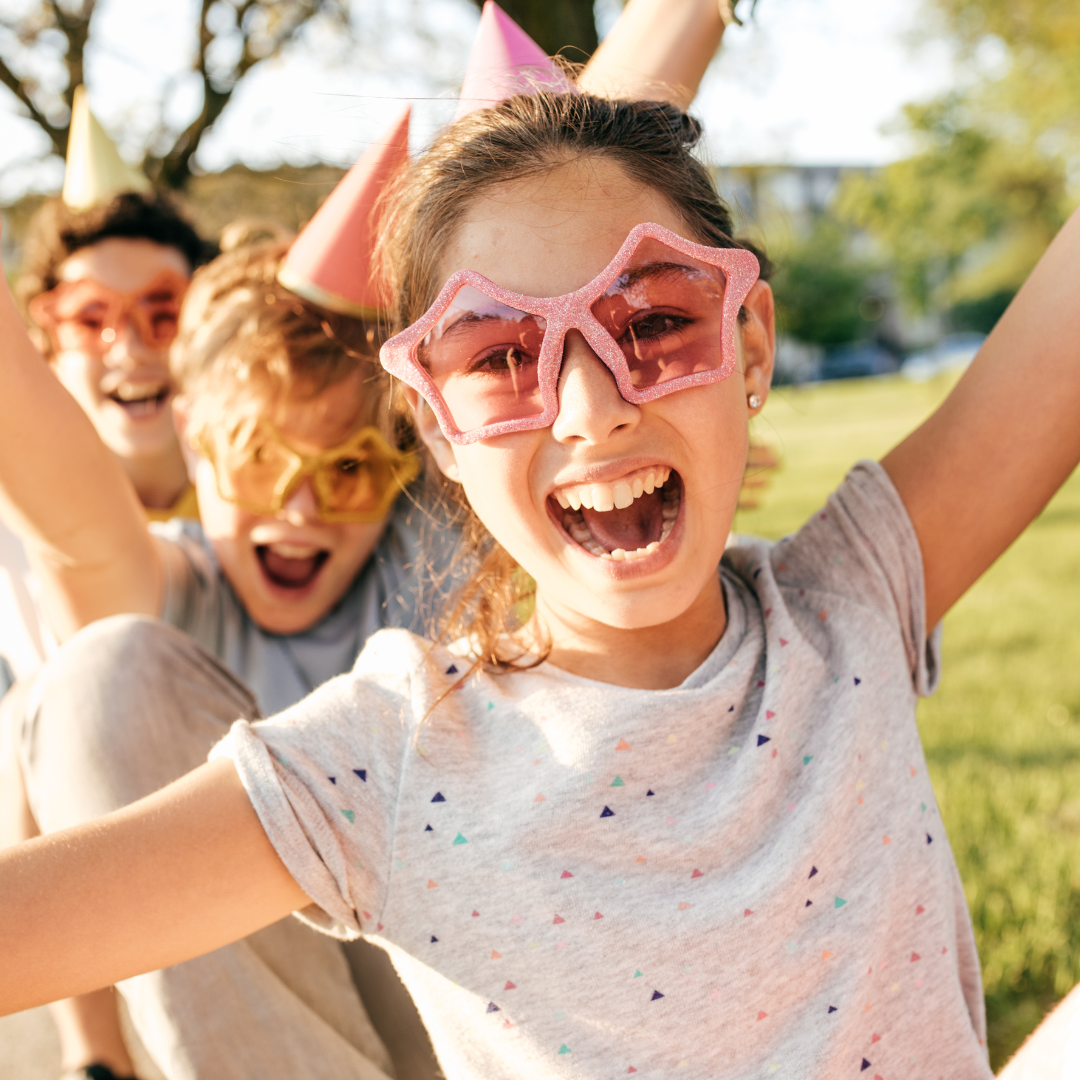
{"left": 736, "top": 373, "right": 1080, "bottom": 1071}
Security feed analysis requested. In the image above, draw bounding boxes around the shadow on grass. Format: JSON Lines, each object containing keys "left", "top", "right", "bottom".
{"left": 924, "top": 745, "right": 1080, "bottom": 768}
{"left": 1031, "top": 503, "right": 1080, "bottom": 530}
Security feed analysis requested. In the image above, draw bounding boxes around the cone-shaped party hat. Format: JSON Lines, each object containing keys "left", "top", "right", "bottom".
{"left": 455, "top": 1, "right": 577, "bottom": 120}
{"left": 62, "top": 86, "right": 151, "bottom": 211}
{"left": 277, "top": 108, "right": 411, "bottom": 319}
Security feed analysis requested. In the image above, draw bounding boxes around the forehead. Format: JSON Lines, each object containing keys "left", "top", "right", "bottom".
{"left": 438, "top": 157, "right": 690, "bottom": 298}
{"left": 58, "top": 237, "right": 191, "bottom": 292}
{"left": 224, "top": 368, "right": 371, "bottom": 451}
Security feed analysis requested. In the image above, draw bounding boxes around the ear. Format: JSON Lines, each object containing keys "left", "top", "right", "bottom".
{"left": 26, "top": 293, "right": 56, "bottom": 361}
{"left": 739, "top": 280, "right": 775, "bottom": 416}
{"left": 406, "top": 388, "right": 461, "bottom": 482}
{"left": 171, "top": 396, "right": 201, "bottom": 485}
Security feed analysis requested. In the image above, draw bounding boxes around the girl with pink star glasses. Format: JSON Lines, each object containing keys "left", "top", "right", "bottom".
{"left": 4, "top": 85, "right": 1080, "bottom": 1080}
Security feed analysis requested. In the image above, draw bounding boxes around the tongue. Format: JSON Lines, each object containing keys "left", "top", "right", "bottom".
{"left": 581, "top": 489, "right": 664, "bottom": 552}
{"left": 259, "top": 547, "right": 324, "bottom": 588}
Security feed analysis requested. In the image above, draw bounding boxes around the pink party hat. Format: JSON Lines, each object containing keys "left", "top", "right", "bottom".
{"left": 455, "top": 1, "right": 577, "bottom": 120}
{"left": 277, "top": 107, "right": 410, "bottom": 318}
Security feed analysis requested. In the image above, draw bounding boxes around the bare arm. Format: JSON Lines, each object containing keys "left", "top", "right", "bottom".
{"left": 0, "top": 758, "right": 309, "bottom": 1015}
{"left": 577, "top": 0, "right": 729, "bottom": 110}
{"left": 882, "top": 204, "right": 1080, "bottom": 628}
{"left": 0, "top": 246, "right": 161, "bottom": 638}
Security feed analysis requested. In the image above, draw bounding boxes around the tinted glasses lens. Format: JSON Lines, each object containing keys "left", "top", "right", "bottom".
{"left": 318, "top": 447, "right": 395, "bottom": 515}
{"left": 50, "top": 281, "right": 183, "bottom": 352}
{"left": 590, "top": 238, "right": 728, "bottom": 390}
{"left": 51, "top": 283, "right": 119, "bottom": 353}
{"left": 134, "top": 286, "right": 183, "bottom": 348}
{"left": 418, "top": 284, "right": 546, "bottom": 432}
{"left": 216, "top": 421, "right": 295, "bottom": 509}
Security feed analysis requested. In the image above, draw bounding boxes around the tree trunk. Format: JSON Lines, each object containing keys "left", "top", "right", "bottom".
{"left": 476, "top": 0, "right": 599, "bottom": 59}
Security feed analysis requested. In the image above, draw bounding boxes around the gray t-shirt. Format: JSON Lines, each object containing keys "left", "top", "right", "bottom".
{"left": 215, "top": 461, "right": 991, "bottom": 1080}
{"left": 153, "top": 496, "right": 457, "bottom": 716}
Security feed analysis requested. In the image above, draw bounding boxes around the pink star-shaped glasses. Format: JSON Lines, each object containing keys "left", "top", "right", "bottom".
{"left": 380, "top": 222, "right": 760, "bottom": 445}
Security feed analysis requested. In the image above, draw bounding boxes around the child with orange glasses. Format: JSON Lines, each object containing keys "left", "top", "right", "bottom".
{"left": 7, "top": 47, "right": 1080, "bottom": 1080}
{"left": 0, "top": 191, "right": 208, "bottom": 688}
{"left": 0, "top": 6, "right": 736, "bottom": 1079}
{"left": 0, "top": 231, "right": 444, "bottom": 1080}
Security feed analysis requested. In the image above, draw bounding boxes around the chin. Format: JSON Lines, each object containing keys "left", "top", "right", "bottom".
{"left": 248, "top": 553, "right": 356, "bottom": 635}
{"left": 101, "top": 417, "right": 178, "bottom": 460}
{"left": 250, "top": 603, "right": 327, "bottom": 636}
{"left": 572, "top": 593, "right": 697, "bottom": 632}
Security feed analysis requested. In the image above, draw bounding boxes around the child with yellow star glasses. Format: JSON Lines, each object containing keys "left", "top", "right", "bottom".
{"left": 195, "top": 416, "right": 419, "bottom": 523}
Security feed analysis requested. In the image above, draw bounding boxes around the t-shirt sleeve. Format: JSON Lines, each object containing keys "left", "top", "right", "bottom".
{"left": 772, "top": 459, "right": 940, "bottom": 696}
{"left": 209, "top": 629, "right": 419, "bottom": 938}
{"left": 151, "top": 520, "right": 222, "bottom": 656}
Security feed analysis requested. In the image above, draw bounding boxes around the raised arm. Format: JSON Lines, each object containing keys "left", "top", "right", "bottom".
{"left": 0, "top": 758, "right": 308, "bottom": 1015}
{"left": 882, "top": 204, "right": 1080, "bottom": 628}
{"left": 0, "top": 241, "right": 161, "bottom": 638}
{"left": 577, "top": 0, "right": 730, "bottom": 110}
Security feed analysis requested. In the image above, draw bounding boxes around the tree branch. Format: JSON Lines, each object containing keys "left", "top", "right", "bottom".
{"left": 156, "top": 0, "right": 327, "bottom": 188}
{"left": 0, "top": 53, "right": 67, "bottom": 156}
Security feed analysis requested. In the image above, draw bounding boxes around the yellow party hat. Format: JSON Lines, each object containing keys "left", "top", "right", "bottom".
{"left": 62, "top": 86, "right": 151, "bottom": 211}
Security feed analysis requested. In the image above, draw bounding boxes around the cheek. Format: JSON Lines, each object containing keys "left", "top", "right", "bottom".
{"left": 331, "top": 521, "right": 388, "bottom": 571}
{"left": 53, "top": 353, "right": 105, "bottom": 403}
{"left": 457, "top": 445, "right": 539, "bottom": 552}
{"left": 193, "top": 462, "right": 249, "bottom": 542}
{"left": 670, "top": 383, "right": 748, "bottom": 485}
{"left": 145, "top": 346, "right": 175, "bottom": 378}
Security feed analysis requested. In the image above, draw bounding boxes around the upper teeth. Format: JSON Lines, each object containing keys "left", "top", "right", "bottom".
{"left": 559, "top": 477, "right": 680, "bottom": 562}
{"left": 267, "top": 543, "right": 322, "bottom": 559}
{"left": 553, "top": 466, "right": 671, "bottom": 512}
{"left": 112, "top": 382, "right": 166, "bottom": 403}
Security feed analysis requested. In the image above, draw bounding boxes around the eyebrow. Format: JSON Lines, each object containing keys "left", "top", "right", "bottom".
{"left": 433, "top": 307, "right": 537, "bottom": 343}
{"left": 611, "top": 261, "right": 707, "bottom": 290}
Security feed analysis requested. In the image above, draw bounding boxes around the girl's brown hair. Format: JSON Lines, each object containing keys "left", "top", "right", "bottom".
{"left": 379, "top": 91, "right": 769, "bottom": 670}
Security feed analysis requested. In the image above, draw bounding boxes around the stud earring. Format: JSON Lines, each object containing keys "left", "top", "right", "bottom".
{"left": 748, "top": 394, "right": 762, "bottom": 410}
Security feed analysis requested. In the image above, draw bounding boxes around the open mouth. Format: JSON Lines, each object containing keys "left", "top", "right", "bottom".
{"left": 107, "top": 381, "right": 171, "bottom": 418}
{"left": 256, "top": 543, "right": 330, "bottom": 589}
{"left": 550, "top": 465, "right": 681, "bottom": 562}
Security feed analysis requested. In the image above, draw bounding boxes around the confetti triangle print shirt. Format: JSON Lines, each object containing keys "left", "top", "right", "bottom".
{"left": 214, "top": 461, "right": 992, "bottom": 1080}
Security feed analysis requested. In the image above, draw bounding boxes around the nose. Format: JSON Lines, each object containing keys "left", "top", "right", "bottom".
{"left": 103, "top": 317, "right": 155, "bottom": 369}
{"left": 279, "top": 474, "right": 321, "bottom": 524}
{"left": 550, "top": 330, "right": 640, "bottom": 445}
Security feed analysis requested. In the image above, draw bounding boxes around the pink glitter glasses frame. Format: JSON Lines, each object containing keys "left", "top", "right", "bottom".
{"left": 380, "top": 222, "right": 761, "bottom": 445}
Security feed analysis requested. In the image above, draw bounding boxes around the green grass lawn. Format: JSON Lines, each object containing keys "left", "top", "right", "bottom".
{"left": 735, "top": 373, "right": 1080, "bottom": 1070}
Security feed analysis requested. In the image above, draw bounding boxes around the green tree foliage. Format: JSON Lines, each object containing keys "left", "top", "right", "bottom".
{"left": 836, "top": 1, "right": 1079, "bottom": 325}
{"left": 771, "top": 216, "right": 879, "bottom": 347}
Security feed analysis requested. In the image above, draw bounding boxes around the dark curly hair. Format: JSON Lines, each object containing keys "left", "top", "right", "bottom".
{"left": 16, "top": 190, "right": 215, "bottom": 322}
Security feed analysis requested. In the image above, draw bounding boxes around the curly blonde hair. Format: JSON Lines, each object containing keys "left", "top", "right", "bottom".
{"left": 172, "top": 238, "right": 403, "bottom": 446}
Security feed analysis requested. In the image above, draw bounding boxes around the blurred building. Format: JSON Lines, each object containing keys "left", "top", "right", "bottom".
{"left": 713, "top": 163, "right": 945, "bottom": 382}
